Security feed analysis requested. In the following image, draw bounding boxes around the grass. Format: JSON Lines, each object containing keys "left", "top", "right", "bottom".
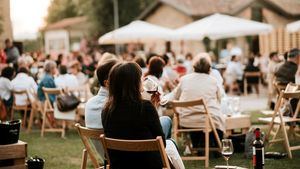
{"left": 19, "top": 112, "right": 300, "bottom": 169}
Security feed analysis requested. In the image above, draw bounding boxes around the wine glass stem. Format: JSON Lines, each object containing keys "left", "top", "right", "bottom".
{"left": 226, "top": 159, "right": 229, "bottom": 169}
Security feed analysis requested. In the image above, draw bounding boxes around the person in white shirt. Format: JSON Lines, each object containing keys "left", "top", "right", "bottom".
{"left": 166, "top": 56, "right": 225, "bottom": 149}
{"left": 11, "top": 67, "right": 37, "bottom": 106}
{"left": 85, "top": 59, "right": 118, "bottom": 129}
{"left": 0, "top": 67, "right": 14, "bottom": 107}
{"left": 184, "top": 53, "right": 194, "bottom": 74}
{"left": 85, "top": 59, "right": 118, "bottom": 165}
{"left": 161, "top": 54, "right": 179, "bottom": 91}
{"left": 55, "top": 65, "right": 79, "bottom": 89}
{"left": 224, "top": 55, "right": 244, "bottom": 92}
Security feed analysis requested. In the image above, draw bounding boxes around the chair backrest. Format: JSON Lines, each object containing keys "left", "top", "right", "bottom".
{"left": 75, "top": 123, "right": 105, "bottom": 168}
{"left": 276, "top": 83, "right": 300, "bottom": 119}
{"left": 170, "top": 99, "right": 208, "bottom": 114}
{"left": 274, "top": 82, "right": 287, "bottom": 95}
{"left": 100, "top": 134, "right": 170, "bottom": 169}
{"left": 11, "top": 90, "right": 30, "bottom": 106}
{"left": 42, "top": 87, "right": 62, "bottom": 110}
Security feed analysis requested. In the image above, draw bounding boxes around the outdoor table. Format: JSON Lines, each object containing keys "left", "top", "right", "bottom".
{"left": 225, "top": 114, "right": 251, "bottom": 137}
{"left": 0, "top": 141, "right": 27, "bottom": 169}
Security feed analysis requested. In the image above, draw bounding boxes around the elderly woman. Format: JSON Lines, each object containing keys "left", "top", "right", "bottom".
{"left": 37, "top": 60, "right": 57, "bottom": 103}
{"left": 167, "top": 55, "right": 225, "bottom": 149}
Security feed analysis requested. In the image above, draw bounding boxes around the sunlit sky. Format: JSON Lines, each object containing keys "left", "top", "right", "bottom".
{"left": 11, "top": 0, "right": 51, "bottom": 40}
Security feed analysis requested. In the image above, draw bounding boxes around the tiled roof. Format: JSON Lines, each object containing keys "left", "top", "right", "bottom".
{"left": 139, "top": 0, "right": 300, "bottom": 19}
{"left": 44, "top": 16, "right": 87, "bottom": 31}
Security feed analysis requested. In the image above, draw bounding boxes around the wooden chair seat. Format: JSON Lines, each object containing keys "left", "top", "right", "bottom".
{"left": 260, "top": 116, "right": 300, "bottom": 124}
{"left": 260, "top": 110, "right": 274, "bottom": 116}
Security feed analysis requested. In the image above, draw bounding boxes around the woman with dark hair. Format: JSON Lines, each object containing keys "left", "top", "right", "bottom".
{"left": 102, "top": 62, "right": 170, "bottom": 169}
{"left": 0, "top": 66, "right": 15, "bottom": 107}
{"left": 144, "top": 56, "right": 166, "bottom": 94}
{"left": 134, "top": 56, "right": 147, "bottom": 74}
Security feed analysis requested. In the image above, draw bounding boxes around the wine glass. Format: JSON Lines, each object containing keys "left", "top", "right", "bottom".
{"left": 143, "top": 77, "right": 169, "bottom": 105}
{"left": 221, "top": 139, "right": 234, "bottom": 169}
{"left": 143, "top": 77, "right": 158, "bottom": 94}
{"left": 232, "top": 97, "right": 240, "bottom": 115}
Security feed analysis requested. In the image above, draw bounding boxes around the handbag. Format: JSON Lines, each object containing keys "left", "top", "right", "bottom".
{"left": 56, "top": 93, "right": 80, "bottom": 112}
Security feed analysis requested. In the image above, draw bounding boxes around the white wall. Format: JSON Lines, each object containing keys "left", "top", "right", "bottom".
{"left": 44, "top": 29, "right": 70, "bottom": 55}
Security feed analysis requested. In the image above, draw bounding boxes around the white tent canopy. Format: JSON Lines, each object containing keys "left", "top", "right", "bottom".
{"left": 174, "top": 13, "right": 273, "bottom": 40}
{"left": 98, "top": 20, "right": 174, "bottom": 44}
{"left": 286, "top": 20, "right": 300, "bottom": 33}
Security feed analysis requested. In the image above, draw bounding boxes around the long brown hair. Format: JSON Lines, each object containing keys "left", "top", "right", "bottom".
{"left": 103, "top": 62, "right": 143, "bottom": 114}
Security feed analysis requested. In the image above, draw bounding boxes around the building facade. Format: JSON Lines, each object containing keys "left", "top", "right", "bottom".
{"left": 0, "top": 0, "right": 13, "bottom": 49}
{"left": 139, "top": 0, "right": 300, "bottom": 58}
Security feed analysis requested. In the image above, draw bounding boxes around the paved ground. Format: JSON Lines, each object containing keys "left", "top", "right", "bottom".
{"left": 228, "top": 86, "right": 269, "bottom": 113}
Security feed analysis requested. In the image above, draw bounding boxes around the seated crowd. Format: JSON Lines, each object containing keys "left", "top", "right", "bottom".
{"left": 0, "top": 40, "right": 300, "bottom": 168}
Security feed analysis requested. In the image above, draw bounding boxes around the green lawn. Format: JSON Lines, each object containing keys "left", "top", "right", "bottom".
{"left": 18, "top": 110, "right": 300, "bottom": 169}
{"left": 20, "top": 127, "right": 300, "bottom": 169}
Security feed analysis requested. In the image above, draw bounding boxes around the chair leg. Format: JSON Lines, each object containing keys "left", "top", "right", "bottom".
{"left": 281, "top": 123, "right": 292, "bottom": 158}
{"left": 205, "top": 125, "right": 209, "bottom": 168}
{"left": 10, "top": 107, "right": 14, "bottom": 120}
{"left": 81, "top": 149, "right": 88, "bottom": 169}
{"left": 62, "top": 120, "right": 66, "bottom": 138}
{"left": 265, "top": 120, "right": 275, "bottom": 142}
{"left": 270, "top": 125, "right": 281, "bottom": 145}
{"left": 41, "top": 105, "right": 47, "bottom": 137}
{"left": 23, "top": 108, "right": 27, "bottom": 128}
{"left": 255, "top": 84, "right": 259, "bottom": 95}
{"left": 27, "top": 108, "right": 35, "bottom": 133}
{"left": 244, "top": 80, "right": 247, "bottom": 96}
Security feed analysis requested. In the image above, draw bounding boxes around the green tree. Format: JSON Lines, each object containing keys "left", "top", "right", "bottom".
{"left": 45, "top": 0, "right": 154, "bottom": 37}
{"left": 45, "top": 0, "right": 80, "bottom": 24}
{"left": 86, "top": 0, "right": 154, "bottom": 36}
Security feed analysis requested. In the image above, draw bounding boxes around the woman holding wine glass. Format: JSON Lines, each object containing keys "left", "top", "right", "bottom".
{"left": 101, "top": 62, "right": 183, "bottom": 168}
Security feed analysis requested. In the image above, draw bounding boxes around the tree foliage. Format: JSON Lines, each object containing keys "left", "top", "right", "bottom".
{"left": 45, "top": 0, "right": 154, "bottom": 36}
{"left": 45, "top": 0, "right": 80, "bottom": 24}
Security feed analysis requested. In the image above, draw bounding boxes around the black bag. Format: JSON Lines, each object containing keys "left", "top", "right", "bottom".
{"left": 56, "top": 93, "right": 80, "bottom": 112}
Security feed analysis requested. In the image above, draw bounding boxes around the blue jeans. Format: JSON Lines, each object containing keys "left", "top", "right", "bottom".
{"left": 159, "top": 116, "right": 172, "bottom": 139}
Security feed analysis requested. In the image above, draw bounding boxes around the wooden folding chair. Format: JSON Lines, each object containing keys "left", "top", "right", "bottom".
{"left": 75, "top": 123, "right": 105, "bottom": 169}
{"left": 170, "top": 99, "right": 221, "bottom": 168}
{"left": 27, "top": 91, "right": 43, "bottom": 133}
{"left": 259, "top": 83, "right": 300, "bottom": 158}
{"left": 261, "top": 82, "right": 290, "bottom": 116}
{"left": 243, "top": 71, "right": 261, "bottom": 96}
{"left": 11, "top": 90, "right": 31, "bottom": 128}
{"left": 41, "top": 87, "right": 66, "bottom": 138}
{"left": 100, "top": 134, "right": 171, "bottom": 169}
